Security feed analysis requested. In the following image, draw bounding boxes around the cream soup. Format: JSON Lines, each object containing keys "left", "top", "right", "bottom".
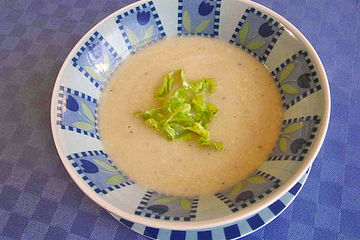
{"left": 99, "top": 37, "right": 283, "bottom": 197}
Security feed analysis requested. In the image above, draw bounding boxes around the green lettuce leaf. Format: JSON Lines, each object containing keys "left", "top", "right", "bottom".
{"left": 136, "top": 70, "right": 223, "bottom": 150}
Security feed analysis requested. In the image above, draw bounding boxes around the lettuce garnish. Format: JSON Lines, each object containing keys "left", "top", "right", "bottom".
{"left": 136, "top": 70, "right": 223, "bottom": 150}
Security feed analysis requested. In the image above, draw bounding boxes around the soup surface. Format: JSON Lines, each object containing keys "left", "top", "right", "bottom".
{"left": 99, "top": 37, "right": 283, "bottom": 197}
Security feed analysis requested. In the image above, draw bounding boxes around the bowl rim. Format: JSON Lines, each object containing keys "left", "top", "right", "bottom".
{"left": 50, "top": 0, "right": 331, "bottom": 230}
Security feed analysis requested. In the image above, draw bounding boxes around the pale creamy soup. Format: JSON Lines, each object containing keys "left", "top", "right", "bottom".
{"left": 99, "top": 37, "right": 283, "bottom": 197}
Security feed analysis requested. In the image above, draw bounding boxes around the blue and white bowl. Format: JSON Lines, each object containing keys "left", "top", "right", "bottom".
{"left": 51, "top": 0, "right": 330, "bottom": 231}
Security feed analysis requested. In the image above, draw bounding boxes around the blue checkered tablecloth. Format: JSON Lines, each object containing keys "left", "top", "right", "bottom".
{"left": 0, "top": 0, "right": 359, "bottom": 239}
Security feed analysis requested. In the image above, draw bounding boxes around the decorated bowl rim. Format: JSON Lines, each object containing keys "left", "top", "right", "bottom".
{"left": 50, "top": 0, "right": 331, "bottom": 231}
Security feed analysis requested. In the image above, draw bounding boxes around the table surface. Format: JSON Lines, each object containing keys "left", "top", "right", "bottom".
{"left": 0, "top": 0, "right": 359, "bottom": 239}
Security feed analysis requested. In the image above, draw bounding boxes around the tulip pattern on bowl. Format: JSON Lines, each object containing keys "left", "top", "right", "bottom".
{"left": 216, "top": 171, "right": 281, "bottom": 212}
{"left": 178, "top": 0, "right": 222, "bottom": 36}
{"left": 272, "top": 50, "right": 322, "bottom": 109}
{"left": 135, "top": 191, "right": 199, "bottom": 221}
{"left": 268, "top": 116, "right": 320, "bottom": 161}
{"left": 66, "top": 150, "right": 134, "bottom": 194}
{"left": 230, "top": 8, "right": 284, "bottom": 62}
{"left": 72, "top": 32, "right": 120, "bottom": 90}
{"left": 56, "top": 86, "right": 99, "bottom": 139}
{"left": 115, "top": 1, "right": 166, "bottom": 50}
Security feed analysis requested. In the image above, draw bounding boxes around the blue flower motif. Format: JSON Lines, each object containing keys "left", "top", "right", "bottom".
{"left": 198, "top": 1, "right": 214, "bottom": 16}
{"left": 66, "top": 95, "right": 79, "bottom": 112}
{"left": 258, "top": 22, "right": 275, "bottom": 38}
{"left": 137, "top": 11, "right": 151, "bottom": 25}
{"left": 80, "top": 159, "right": 99, "bottom": 173}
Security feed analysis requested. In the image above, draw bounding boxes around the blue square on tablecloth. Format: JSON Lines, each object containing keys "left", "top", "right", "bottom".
{"left": 13, "top": 192, "right": 40, "bottom": 218}
{"left": 291, "top": 197, "right": 316, "bottom": 225}
{"left": 70, "top": 210, "right": 98, "bottom": 238}
{"left": 344, "top": 165, "right": 360, "bottom": 188}
{"left": 346, "top": 123, "right": 360, "bottom": 168}
{"left": 60, "top": 183, "right": 84, "bottom": 208}
{"left": 338, "top": 234, "right": 360, "bottom": 240}
{"left": 50, "top": 204, "right": 78, "bottom": 231}
{"left": 320, "top": 157, "right": 345, "bottom": 184}
{"left": 32, "top": 198, "right": 58, "bottom": 224}
{"left": 314, "top": 228, "right": 338, "bottom": 240}
{"left": 0, "top": 186, "right": 21, "bottom": 211}
{"left": 22, "top": 220, "right": 48, "bottom": 240}
{"left": 288, "top": 222, "right": 314, "bottom": 240}
{"left": 341, "top": 186, "right": 360, "bottom": 210}
{"left": 340, "top": 209, "right": 360, "bottom": 236}
{"left": 24, "top": 171, "right": 48, "bottom": 196}
{"left": 263, "top": 216, "right": 289, "bottom": 240}
{"left": 2, "top": 212, "right": 29, "bottom": 239}
{"left": 299, "top": 176, "right": 320, "bottom": 201}
{"left": 318, "top": 182, "right": 342, "bottom": 208}
{"left": 314, "top": 204, "right": 340, "bottom": 232}
{"left": 0, "top": 160, "right": 13, "bottom": 183}
{"left": 44, "top": 226, "right": 68, "bottom": 240}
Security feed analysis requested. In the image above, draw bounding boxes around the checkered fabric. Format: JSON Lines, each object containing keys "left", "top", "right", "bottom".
{"left": 0, "top": 0, "right": 358, "bottom": 239}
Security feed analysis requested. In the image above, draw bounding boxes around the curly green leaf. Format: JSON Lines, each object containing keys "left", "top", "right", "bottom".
{"left": 283, "top": 123, "right": 304, "bottom": 134}
{"left": 194, "top": 19, "right": 211, "bottom": 33}
{"left": 72, "top": 121, "right": 94, "bottom": 130}
{"left": 106, "top": 174, "right": 123, "bottom": 185}
{"left": 279, "top": 137, "right": 287, "bottom": 152}
{"left": 238, "top": 22, "right": 249, "bottom": 45}
{"left": 180, "top": 199, "right": 192, "bottom": 210}
{"left": 279, "top": 63, "right": 296, "bottom": 82}
{"left": 282, "top": 84, "right": 299, "bottom": 94}
{"left": 183, "top": 10, "right": 192, "bottom": 33}
{"left": 155, "top": 71, "right": 175, "bottom": 98}
{"left": 246, "top": 40, "right": 266, "bottom": 50}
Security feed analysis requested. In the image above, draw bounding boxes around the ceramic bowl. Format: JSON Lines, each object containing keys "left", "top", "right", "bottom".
{"left": 51, "top": 0, "right": 330, "bottom": 231}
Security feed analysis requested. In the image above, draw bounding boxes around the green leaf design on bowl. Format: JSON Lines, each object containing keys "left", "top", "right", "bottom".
{"left": 80, "top": 101, "right": 95, "bottom": 122}
{"left": 279, "top": 137, "right": 287, "bottom": 152}
{"left": 238, "top": 22, "right": 249, "bottom": 45}
{"left": 72, "top": 121, "right": 94, "bottom": 130}
{"left": 247, "top": 176, "right": 266, "bottom": 184}
{"left": 282, "top": 84, "right": 299, "bottom": 94}
{"left": 230, "top": 182, "right": 243, "bottom": 196}
{"left": 180, "top": 199, "right": 192, "bottom": 210}
{"left": 106, "top": 174, "right": 123, "bottom": 185}
{"left": 153, "top": 197, "right": 177, "bottom": 203}
{"left": 194, "top": 19, "right": 211, "bottom": 33}
{"left": 279, "top": 63, "right": 296, "bottom": 82}
{"left": 183, "top": 10, "right": 192, "bottom": 33}
{"left": 94, "top": 159, "right": 118, "bottom": 173}
{"left": 125, "top": 27, "right": 140, "bottom": 46}
{"left": 283, "top": 122, "right": 304, "bottom": 134}
{"left": 246, "top": 40, "right": 266, "bottom": 50}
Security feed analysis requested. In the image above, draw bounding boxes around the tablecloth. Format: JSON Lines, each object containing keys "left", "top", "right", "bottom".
{"left": 0, "top": 0, "right": 359, "bottom": 239}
